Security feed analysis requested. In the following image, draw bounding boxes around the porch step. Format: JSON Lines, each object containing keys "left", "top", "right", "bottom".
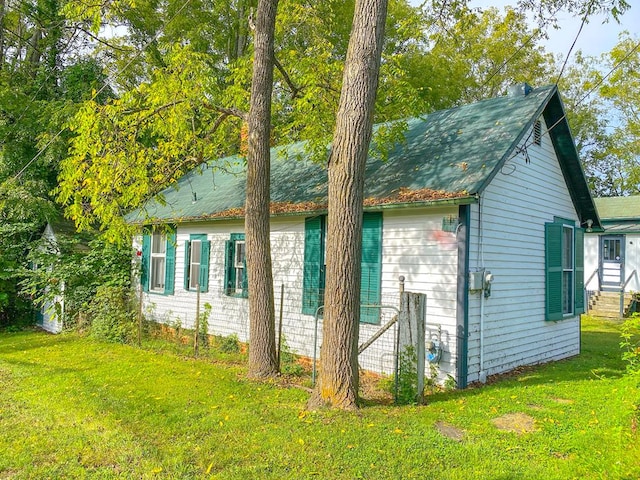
{"left": 588, "top": 291, "right": 635, "bottom": 318}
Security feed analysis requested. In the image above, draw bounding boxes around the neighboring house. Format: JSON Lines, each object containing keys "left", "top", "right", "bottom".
{"left": 35, "top": 223, "right": 67, "bottom": 333}
{"left": 130, "top": 84, "right": 600, "bottom": 388}
{"left": 585, "top": 196, "right": 640, "bottom": 317}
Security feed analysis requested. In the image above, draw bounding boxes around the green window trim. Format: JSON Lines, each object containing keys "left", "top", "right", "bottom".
{"left": 224, "top": 233, "right": 247, "bottom": 298}
{"left": 184, "top": 234, "right": 210, "bottom": 292}
{"left": 141, "top": 228, "right": 176, "bottom": 296}
{"left": 302, "top": 213, "right": 383, "bottom": 324}
{"left": 545, "top": 218, "right": 584, "bottom": 321}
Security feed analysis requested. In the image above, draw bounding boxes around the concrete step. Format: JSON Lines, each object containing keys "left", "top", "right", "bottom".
{"left": 587, "top": 290, "right": 636, "bottom": 318}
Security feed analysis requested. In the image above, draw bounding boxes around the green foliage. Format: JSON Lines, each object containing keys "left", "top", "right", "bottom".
{"left": 278, "top": 335, "right": 305, "bottom": 376}
{"left": 216, "top": 333, "right": 241, "bottom": 354}
{"left": 395, "top": 345, "right": 421, "bottom": 404}
{"left": 85, "top": 285, "right": 138, "bottom": 343}
{"left": 57, "top": 44, "right": 245, "bottom": 242}
{"left": 21, "top": 230, "right": 133, "bottom": 327}
{"left": 197, "top": 302, "right": 212, "bottom": 350}
{"left": 620, "top": 314, "right": 640, "bottom": 382}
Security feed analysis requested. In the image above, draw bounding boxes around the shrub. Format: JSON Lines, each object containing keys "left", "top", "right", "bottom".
{"left": 85, "top": 285, "right": 138, "bottom": 344}
{"left": 279, "top": 335, "right": 305, "bottom": 376}
{"left": 621, "top": 313, "right": 640, "bottom": 382}
{"left": 216, "top": 333, "right": 240, "bottom": 353}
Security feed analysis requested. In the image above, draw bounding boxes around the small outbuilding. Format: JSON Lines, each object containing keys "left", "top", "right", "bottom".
{"left": 131, "top": 84, "right": 600, "bottom": 387}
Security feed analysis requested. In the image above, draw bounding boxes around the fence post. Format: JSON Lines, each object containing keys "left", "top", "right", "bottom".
{"left": 397, "top": 291, "right": 426, "bottom": 404}
{"left": 138, "top": 284, "right": 144, "bottom": 347}
{"left": 194, "top": 285, "right": 200, "bottom": 357}
{"left": 277, "top": 284, "right": 284, "bottom": 369}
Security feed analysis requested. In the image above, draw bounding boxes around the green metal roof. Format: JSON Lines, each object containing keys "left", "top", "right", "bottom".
{"left": 130, "top": 84, "right": 600, "bottom": 229}
{"left": 595, "top": 196, "right": 640, "bottom": 221}
{"left": 594, "top": 196, "right": 640, "bottom": 234}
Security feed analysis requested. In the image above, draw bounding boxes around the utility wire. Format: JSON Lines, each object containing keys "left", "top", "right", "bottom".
{"left": 12, "top": 0, "right": 195, "bottom": 180}
{"left": 517, "top": 39, "right": 640, "bottom": 154}
{"left": 554, "top": 0, "right": 594, "bottom": 86}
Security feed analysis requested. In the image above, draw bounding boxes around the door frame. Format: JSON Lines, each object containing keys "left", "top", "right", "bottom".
{"left": 599, "top": 234, "right": 625, "bottom": 291}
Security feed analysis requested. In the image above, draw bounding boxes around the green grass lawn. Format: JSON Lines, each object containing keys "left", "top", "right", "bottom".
{"left": 0, "top": 317, "right": 638, "bottom": 479}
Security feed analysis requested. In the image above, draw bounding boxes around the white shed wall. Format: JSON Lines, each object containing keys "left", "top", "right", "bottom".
{"left": 466, "top": 117, "right": 581, "bottom": 384}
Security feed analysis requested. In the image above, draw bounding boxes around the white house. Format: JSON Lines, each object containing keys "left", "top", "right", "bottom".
{"left": 130, "top": 84, "right": 600, "bottom": 388}
{"left": 585, "top": 196, "right": 640, "bottom": 317}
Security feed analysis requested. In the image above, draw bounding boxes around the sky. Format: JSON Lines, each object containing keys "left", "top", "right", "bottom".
{"left": 467, "top": 1, "right": 639, "bottom": 58}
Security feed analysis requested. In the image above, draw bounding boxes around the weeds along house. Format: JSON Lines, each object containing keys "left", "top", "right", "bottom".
{"left": 130, "top": 84, "right": 600, "bottom": 387}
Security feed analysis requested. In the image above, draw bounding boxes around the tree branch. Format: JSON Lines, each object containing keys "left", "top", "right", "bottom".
{"left": 273, "top": 55, "right": 301, "bottom": 99}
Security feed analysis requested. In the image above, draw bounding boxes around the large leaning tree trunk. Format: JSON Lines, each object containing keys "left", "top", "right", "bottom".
{"left": 246, "top": 0, "right": 279, "bottom": 379}
{"left": 309, "top": 0, "right": 388, "bottom": 410}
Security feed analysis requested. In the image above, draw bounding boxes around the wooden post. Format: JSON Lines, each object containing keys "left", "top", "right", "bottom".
{"left": 137, "top": 284, "right": 144, "bottom": 347}
{"left": 397, "top": 292, "right": 426, "bottom": 404}
{"left": 194, "top": 285, "right": 201, "bottom": 357}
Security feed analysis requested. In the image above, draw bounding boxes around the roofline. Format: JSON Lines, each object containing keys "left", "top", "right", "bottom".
{"left": 129, "top": 196, "right": 479, "bottom": 225}
{"left": 601, "top": 217, "right": 640, "bottom": 222}
{"left": 474, "top": 85, "right": 556, "bottom": 195}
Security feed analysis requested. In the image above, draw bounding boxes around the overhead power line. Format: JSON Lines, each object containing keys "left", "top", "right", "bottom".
{"left": 12, "top": 0, "right": 195, "bottom": 180}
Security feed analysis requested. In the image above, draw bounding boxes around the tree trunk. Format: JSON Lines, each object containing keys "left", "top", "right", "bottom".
{"left": 246, "top": 0, "right": 279, "bottom": 379}
{"left": 0, "top": 0, "right": 6, "bottom": 69}
{"left": 309, "top": 0, "right": 388, "bottom": 410}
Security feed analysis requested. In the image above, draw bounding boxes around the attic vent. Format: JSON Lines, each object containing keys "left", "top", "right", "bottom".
{"left": 533, "top": 120, "right": 542, "bottom": 146}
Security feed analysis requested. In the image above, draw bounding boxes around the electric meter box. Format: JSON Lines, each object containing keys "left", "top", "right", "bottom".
{"left": 469, "top": 270, "right": 485, "bottom": 291}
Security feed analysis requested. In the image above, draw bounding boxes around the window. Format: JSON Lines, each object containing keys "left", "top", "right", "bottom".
{"left": 184, "top": 234, "right": 210, "bottom": 292}
{"left": 562, "top": 226, "right": 574, "bottom": 315}
{"left": 150, "top": 232, "right": 166, "bottom": 291}
{"left": 545, "top": 218, "right": 584, "bottom": 320}
{"left": 224, "top": 233, "right": 247, "bottom": 297}
{"left": 141, "top": 229, "right": 176, "bottom": 295}
{"left": 302, "top": 212, "right": 382, "bottom": 324}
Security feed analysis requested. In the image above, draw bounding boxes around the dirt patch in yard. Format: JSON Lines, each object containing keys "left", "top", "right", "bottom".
{"left": 492, "top": 413, "right": 537, "bottom": 435}
{"left": 434, "top": 421, "right": 465, "bottom": 441}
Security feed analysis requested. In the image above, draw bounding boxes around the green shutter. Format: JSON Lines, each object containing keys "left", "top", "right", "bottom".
{"left": 224, "top": 240, "right": 234, "bottom": 295}
{"left": 574, "top": 228, "right": 585, "bottom": 314}
{"left": 141, "top": 233, "right": 151, "bottom": 292}
{"left": 164, "top": 232, "right": 177, "bottom": 295}
{"left": 361, "top": 212, "right": 382, "bottom": 324}
{"left": 183, "top": 240, "right": 191, "bottom": 290}
{"left": 545, "top": 222, "right": 563, "bottom": 321}
{"left": 241, "top": 250, "right": 248, "bottom": 298}
{"left": 199, "top": 239, "right": 210, "bottom": 293}
{"left": 302, "top": 216, "right": 325, "bottom": 315}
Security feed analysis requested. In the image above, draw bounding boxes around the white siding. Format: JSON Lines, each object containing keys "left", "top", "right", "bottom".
{"left": 466, "top": 116, "right": 581, "bottom": 384}
{"left": 624, "top": 235, "right": 640, "bottom": 292}
{"left": 38, "top": 296, "right": 63, "bottom": 334}
{"left": 140, "top": 209, "right": 460, "bottom": 377}
{"left": 381, "top": 207, "right": 459, "bottom": 380}
{"left": 584, "top": 234, "right": 599, "bottom": 291}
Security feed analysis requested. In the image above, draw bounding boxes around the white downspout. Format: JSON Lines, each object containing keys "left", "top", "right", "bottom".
{"left": 477, "top": 194, "right": 487, "bottom": 383}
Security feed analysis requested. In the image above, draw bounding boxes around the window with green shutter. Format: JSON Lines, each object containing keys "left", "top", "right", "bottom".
{"left": 184, "top": 234, "right": 210, "bottom": 292}
{"left": 301, "top": 213, "right": 382, "bottom": 324}
{"left": 223, "top": 233, "right": 247, "bottom": 298}
{"left": 141, "top": 228, "right": 176, "bottom": 296}
{"left": 545, "top": 218, "right": 585, "bottom": 320}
